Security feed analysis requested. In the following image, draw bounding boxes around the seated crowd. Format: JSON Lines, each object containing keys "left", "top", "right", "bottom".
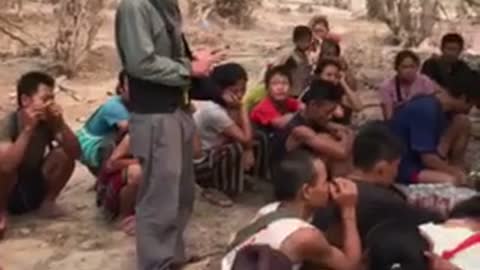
{"left": 0, "top": 15, "right": 479, "bottom": 270}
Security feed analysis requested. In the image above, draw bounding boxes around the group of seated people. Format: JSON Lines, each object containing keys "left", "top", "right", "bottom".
{"left": 225, "top": 123, "right": 480, "bottom": 270}
{"left": 0, "top": 14, "right": 479, "bottom": 270}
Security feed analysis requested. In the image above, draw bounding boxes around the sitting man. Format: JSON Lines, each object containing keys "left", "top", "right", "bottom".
{"left": 0, "top": 71, "right": 80, "bottom": 237}
{"left": 389, "top": 73, "right": 479, "bottom": 185}
{"left": 313, "top": 122, "right": 441, "bottom": 248}
{"left": 77, "top": 70, "right": 129, "bottom": 175}
{"left": 222, "top": 149, "right": 361, "bottom": 270}
{"left": 422, "top": 33, "right": 473, "bottom": 90}
{"left": 272, "top": 79, "right": 353, "bottom": 176}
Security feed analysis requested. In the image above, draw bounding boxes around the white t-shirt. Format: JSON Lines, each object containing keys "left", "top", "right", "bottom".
{"left": 419, "top": 223, "right": 480, "bottom": 270}
{"left": 221, "top": 202, "right": 313, "bottom": 270}
{"left": 194, "top": 101, "right": 234, "bottom": 151}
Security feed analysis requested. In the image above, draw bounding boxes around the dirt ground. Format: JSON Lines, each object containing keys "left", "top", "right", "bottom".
{"left": 0, "top": 2, "right": 479, "bottom": 270}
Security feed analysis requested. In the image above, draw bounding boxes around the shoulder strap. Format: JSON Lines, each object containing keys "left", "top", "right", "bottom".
{"left": 228, "top": 208, "right": 298, "bottom": 252}
{"left": 442, "top": 232, "right": 480, "bottom": 260}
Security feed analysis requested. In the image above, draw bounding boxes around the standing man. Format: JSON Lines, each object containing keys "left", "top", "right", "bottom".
{"left": 115, "top": 0, "right": 223, "bottom": 269}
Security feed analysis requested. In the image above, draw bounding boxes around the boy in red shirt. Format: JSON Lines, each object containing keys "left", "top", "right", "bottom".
{"left": 250, "top": 66, "right": 303, "bottom": 132}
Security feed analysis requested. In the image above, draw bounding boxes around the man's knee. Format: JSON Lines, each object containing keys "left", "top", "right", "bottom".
{"left": 43, "top": 148, "right": 75, "bottom": 176}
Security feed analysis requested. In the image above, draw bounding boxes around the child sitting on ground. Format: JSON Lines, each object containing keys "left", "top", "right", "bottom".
{"left": 243, "top": 25, "right": 314, "bottom": 110}
{"left": 95, "top": 134, "right": 141, "bottom": 235}
{"left": 222, "top": 149, "right": 361, "bottom": 270}
{"left": 250, "top": 65, "right": 302, "bottom": 132}
{"left": 194, "top": 63, "right": 267, "bottom": 207}
{"left": 77, "top": 71, "right": 130, "bottom": 175}
{"left": 272, "top": 79, "right": 353, "bottom": 176}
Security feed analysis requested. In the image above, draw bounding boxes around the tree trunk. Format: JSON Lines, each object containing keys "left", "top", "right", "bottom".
{"left": 53, "top": 0, "right": 105, "bottom": 78}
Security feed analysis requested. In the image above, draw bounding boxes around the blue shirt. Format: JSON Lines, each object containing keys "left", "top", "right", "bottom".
{"left": 85, "top": 96, "right": 129, "bottom": 136}
{"left": 389, "top": 95, "right": 448, "bottom": 184}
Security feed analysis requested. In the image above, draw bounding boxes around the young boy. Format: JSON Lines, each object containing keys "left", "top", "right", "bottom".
{"left": 222, "top": 149, "right": 361, "bottom": 270}
{"left": 77, "top": 71, "right": 130, "bottom": 175}
{"left": 0, "top": 71, "right": 80, "bottom": 237}
{"left": 422, "top": 33, "right": 473, "bottom": 89}
{"left": 242, "top": 25, "right": 314, "bottom": 111}
{"left": 250, "top": 65, "right": 301, "bottom": 132}
{"left": 194, "top": 63, "right": 259, "bottom": 205}
{"left": 313, "top": 122, "right": 441, "bottom": 247}
{"left": 389, "top": 73, "right": 479, "bottom": 185}
{"left": 286, "top": 25, "right": 314, "bottom": 98}
{"left": 272, "top": 79, "right": 353, "bottom": 174}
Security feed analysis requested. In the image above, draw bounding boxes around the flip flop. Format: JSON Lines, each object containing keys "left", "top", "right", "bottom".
{"left": 201, "top": 189, "right": 233, "bottom": 208}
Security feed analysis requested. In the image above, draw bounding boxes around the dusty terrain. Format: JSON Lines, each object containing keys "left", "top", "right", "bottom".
{"left": 0, "top": 1, "right": 479, "bottom": 270}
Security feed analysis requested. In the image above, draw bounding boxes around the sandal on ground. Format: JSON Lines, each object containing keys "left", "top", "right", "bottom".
{"left": 201, "top": 189, "right": 233, "bottom": 208}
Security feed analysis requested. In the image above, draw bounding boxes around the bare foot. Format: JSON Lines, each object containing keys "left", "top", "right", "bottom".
{"left": 118, "top": 215, "right": 136, "bottom": 236}
{"left": 37, "top": 202, "right": 67, "bottom": 219}
{"left": 0, "top": 212, "right": 7, "bottom": 239}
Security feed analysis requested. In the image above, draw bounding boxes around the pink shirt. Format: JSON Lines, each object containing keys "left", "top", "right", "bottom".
{"left": 380, "top": 74, "right": 436, "bottom": 109}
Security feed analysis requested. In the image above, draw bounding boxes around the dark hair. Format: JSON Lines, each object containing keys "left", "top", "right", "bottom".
{"left": 441, "top": 33, "right": 465, "bottom": 50}
{"left": 353, "top": 121, "right": 404, "bottom": 171}
{"left": 116, "top": 70, "right": 127, "bottom": 95}
{"left": 315, "top": 58, "right": 341, "bottom": 75}
{"left": 17, "top": 71, "right": 55, "bottom": 107}
{"left": 309, "top": 15, "right": 330, "bottom": 30}
{"left": 211, "top": 62, "right": 248, "bottom": 91}
{"left": 366, "top": 220, "right": 430, "bottom": 270}
{"left": 320, "top": 38, "right": 341, "bottom": 57}
{"left": 292, "top": 25, "right": 312, "bottom": 42}
{"left": 394, "top": 50, "right": 420, "bottom": 70}
{"left": 449, "top": 196, "right": 480, "bottom": 220}
{"left": 264, "top": 65, "right": 292, "bottom": 87}
{"left": 272, "top": 149, "right": 318, "bottom": 201}
{"left": 301, "top": 79, "right": 343, "bottom": 104}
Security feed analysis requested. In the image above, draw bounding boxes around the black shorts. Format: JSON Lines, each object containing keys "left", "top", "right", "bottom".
{"left": 8, "top": 169, "right": 46, "bottom": 215}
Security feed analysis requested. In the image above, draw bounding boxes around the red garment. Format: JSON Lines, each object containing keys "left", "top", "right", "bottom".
{"left": 250, "top": 97, "right": 300, "bottom": 126}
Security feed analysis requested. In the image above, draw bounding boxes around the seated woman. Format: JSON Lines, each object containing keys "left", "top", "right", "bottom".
{"left": 272, "top": 79, "right": 353, "bottom": 176}
{"left": 380, "top": 50, "right": 437, "bottom": 120}
{"left": 96, "top": 134, "right": 141, "bottom": 235}
{"left": 250, "top": 65, "right": 302, "bottom": 132}
{"left": 77, "top": 71, "right": 129, "bottom": 175}
{"left": 194, "top": 63, "right": 267, "bottom": 206}
{"left": 222, "top": 149, "right": 361, "bottom": 270}
{"left": 314, "top": 58, "right": 362, "bottom": 126}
